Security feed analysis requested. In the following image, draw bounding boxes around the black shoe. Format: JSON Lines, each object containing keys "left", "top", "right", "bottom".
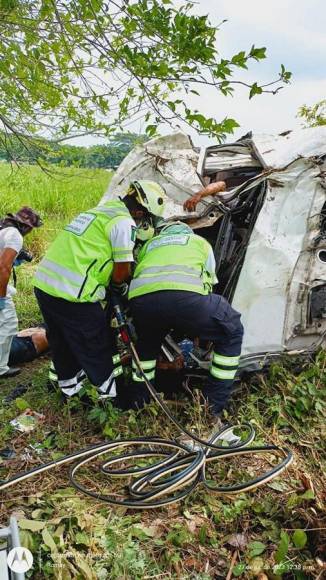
{"left": 0, "top": 367, "right": 21, "bottom": 379}
{"left": 0, "top": 447, "right": 16, "bottom": 460}
{"left": 3, "top": 383, "right": 28, "bottom": 404}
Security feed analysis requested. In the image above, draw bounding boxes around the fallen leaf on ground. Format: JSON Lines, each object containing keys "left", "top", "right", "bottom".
{"left": 227, "top": 533, "right": 248, "bottom": 550}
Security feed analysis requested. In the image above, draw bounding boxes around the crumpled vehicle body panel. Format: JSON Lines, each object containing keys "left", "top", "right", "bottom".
{"left": 232, "top": 158, "right": 326, "bottom": 355}
{"left": 103, "top": 127, "right": 326, "bottom": 363}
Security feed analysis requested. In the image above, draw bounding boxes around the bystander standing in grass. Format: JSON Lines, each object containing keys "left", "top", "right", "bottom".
{"left": 0, "top": 207, "right": 42, "bottom": 378}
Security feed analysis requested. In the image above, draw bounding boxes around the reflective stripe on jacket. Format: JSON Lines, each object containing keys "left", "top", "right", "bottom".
{"left": 129, "top": 232, "right": 214, "bottom": 299}
{"left": 34, "top": 201, "right": 130, "bottom": 302}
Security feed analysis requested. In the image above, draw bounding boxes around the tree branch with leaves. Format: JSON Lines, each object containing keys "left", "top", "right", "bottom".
{"left": 298, "top": 100, "right": 326, "bottom": 128}
{"left": 0, "top": 0, "right": 292, "bottom": 158}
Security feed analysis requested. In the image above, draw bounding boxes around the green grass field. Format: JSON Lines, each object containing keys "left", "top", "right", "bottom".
{"left": 0, "top": 163, "right": 111, "bottom": 325}
{"left": 0, "top": 164, "right": 325, "bottom": 579}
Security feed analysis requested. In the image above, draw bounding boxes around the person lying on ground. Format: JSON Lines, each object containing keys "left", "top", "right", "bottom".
{"left": 9, "top": 327, "right": 49, "bottom": 366}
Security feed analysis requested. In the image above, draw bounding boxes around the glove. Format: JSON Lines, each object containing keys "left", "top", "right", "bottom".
{"left": 111, "top": 282, "right": 129, "bottom": 297}
{"left": 0, "top": 297, "right": 7, "bottom": 311}
{"left": 109, "top": 283, "right": 129, "bottom": 321}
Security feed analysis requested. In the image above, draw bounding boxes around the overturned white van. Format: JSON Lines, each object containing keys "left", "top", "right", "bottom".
{"left": 102, "top": 128, "right": 326, "bottom": 371}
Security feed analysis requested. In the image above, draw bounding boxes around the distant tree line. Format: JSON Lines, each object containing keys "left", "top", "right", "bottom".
{"left": 0, "top": 133, "right": 147, "bottom": 169}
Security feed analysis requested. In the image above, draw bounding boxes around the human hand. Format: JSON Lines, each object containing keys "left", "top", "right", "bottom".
{"left": 183, "top": 193, "right": 202, "bottom": 212}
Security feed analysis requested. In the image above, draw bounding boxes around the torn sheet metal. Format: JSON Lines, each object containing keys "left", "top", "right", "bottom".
{"left": 232, "top": 158, "right": 326, "bottom": 354}
{"left": 251, "top": 126, "right": 326, "bottom": 168}
{"left": 103, "top": 132, "right": 209, "bottom": 219}
{"left": 197, "top": 141, "right": 262, "bottom": 176}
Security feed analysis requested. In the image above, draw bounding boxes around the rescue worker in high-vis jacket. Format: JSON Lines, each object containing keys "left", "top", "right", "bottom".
{"left": 34, "top": 181, "right": 167, "bottom": 400}
{"left": 127, "top": 222, "right": 244, "bottom": 416}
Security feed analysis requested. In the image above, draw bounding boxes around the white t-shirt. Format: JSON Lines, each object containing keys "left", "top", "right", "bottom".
{"left": 205, "top": 246, "right": 218, "bottom": 285}
{"left": 0, "top": 226, "right": 23, "bottom": 297}
{"left": 109, "top": 217, "right": 136, "bottom": 263}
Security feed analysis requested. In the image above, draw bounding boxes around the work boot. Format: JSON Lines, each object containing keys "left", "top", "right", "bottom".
{"left": 0, "top": 367, "right": 21, "bottom": 379}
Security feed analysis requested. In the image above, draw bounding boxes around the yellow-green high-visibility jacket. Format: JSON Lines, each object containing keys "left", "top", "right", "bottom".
{"left": 34, "top": 201, "right": 132, "bottom": 303}
{"left": 129, "top": 231, "right": 215, "bottom": 299}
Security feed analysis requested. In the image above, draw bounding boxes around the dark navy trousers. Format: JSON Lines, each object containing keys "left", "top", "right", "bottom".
{"left": 129, "top": 290, "right": 244, "bottom": 415}
{"left": 34, "top": 287, "right": 118, "bottom": 393}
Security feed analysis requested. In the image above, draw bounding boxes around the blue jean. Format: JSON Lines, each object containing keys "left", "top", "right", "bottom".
{"left": 9, "top": 336, "right": 37, "bottom": 366}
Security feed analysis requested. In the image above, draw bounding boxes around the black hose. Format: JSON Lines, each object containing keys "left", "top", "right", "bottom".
{"left": 0, "top": 339, "right": 293, "bottom": 508}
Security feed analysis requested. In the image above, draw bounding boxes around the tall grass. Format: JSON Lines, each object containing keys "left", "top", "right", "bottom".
{"left": 0, "top": 163, "right": 112, "bottom": 325}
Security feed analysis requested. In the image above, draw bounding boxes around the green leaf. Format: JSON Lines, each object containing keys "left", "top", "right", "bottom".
{"left": 102, "top": 424, "right": 115, "bottom": 437}
{"left": 280, "top": 64, "right": 292, "bottom": 83}
{"left": 249, "top": 45, "right": 267, "bottom": 60}
{"left": 267, "top": 480, "right": 289, "bottom": 492}
{"left": 275, "top": 531, "right": 289, "bottom": 564}
{"left": 287, "top": 489, "right": 315, "bottom": 508}
{"left": 167, "top": 525, "right": 190, "bottom": 547}
{"left": 42, "top": 527, "right": 58, "bottom": 553}
{"left": 130, "top": 525, "right": 156, "bottom": 540}
{"left": 198, "top": 525, "right": 207, "bottom": 545}
{"left": 233, "top": 563, "right": 246, "bottom": 577}
{"left": 249, "top": 82, "right": 263, "bottom": 99}
{"left": 19, "top": 518, "right": 45, "bottom": 532}
{"left": 223, "top": 118, "right": 240, "bottom": 132}
{"left": 248, "top": 541, "right": 266, "bottom": 557}
{"left": 15, "top": 398, "right": 30, "bottom": 411}
{"left": 75, "top": 556, "right": 94, "bottom": 578}
{"left": 145, "top": 125, "right": 158, "bottom": 137}
{"left": 300, "top": 489, "right": 314, "bottom": 500}
{"left": 20, "top": 530, "right": 36, "bottom": 552}
{"left": 75, "top": 531, "right": 90, "bottom": 545}
{"left": 292, "top": 529, "right": 307, "bottom": 549}
{"left": 231, "top": 51, "right": 248, "bottom": 69}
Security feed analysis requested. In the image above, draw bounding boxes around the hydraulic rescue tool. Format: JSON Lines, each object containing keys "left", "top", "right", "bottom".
{"left": 0, "top": 302, "right": 293, "bottom": 509}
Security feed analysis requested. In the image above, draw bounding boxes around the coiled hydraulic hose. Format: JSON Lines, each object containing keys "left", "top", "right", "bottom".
{"left": 0, "top": 332, "right": 293, "bottom": 509}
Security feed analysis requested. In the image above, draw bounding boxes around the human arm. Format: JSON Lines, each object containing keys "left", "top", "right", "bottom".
{"left": 109, "top": 217, "right": 136, "bottom": 286}
{"left": 205, "top": 245, "right": 218, "bottom": 287}
{"left": 0, "top": 227, "right": 23, "bottom": 303}
{"left": 0, "top": 247, "right": 18, "bottom": 298}
{"left": 112, "top": 262, "right": 132, "bottom": 284}
{"left": 183, "top": 181, "right": 226, "bottom": 212}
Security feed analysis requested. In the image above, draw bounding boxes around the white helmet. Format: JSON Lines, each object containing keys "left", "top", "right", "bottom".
{"left": 158, "top": 221, "right": 193, "bottom": 236}
{"left": 131, "top": 180, "right": 166, "bottom": 217}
